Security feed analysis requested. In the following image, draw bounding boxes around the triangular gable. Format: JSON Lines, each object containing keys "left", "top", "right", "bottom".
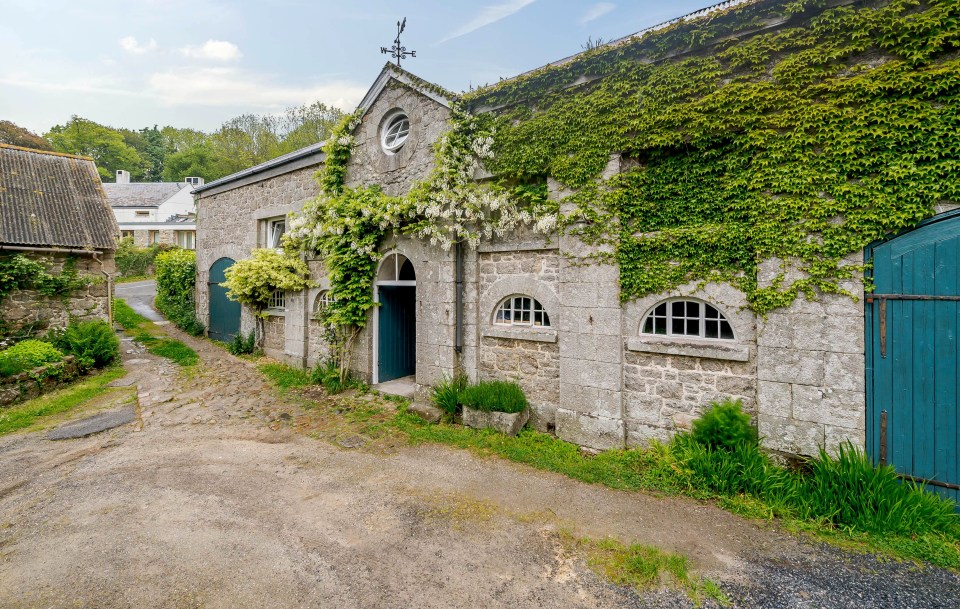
{"left": 356, "top": 63, "right": 456, "bottom": 119}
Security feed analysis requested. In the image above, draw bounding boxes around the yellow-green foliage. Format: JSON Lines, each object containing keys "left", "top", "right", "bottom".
{"left": 0, "top": 340, "right": 64, "bottom": 377}
{"left": 221, "top": 249, "right": 313, "bottom": 314}
{"left": 465, "top": 0, "right": 960, "bottom": 312}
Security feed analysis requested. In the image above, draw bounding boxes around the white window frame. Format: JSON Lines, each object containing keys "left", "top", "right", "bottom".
{"left": 313, "top": 290, "right": 335, "bottom": 315}
{"left": 267, "top": 289, "right": 286, "bottom": 314}
{"left": 381, "top": 112, "right": 410, "bottom": 154}
{"left": 175, "top": 230, "right": 195, "bottom": 250}
{"left": 494, "top": 295, "right": 551, "bottom": 328}
{"left": 641, "top": 298, "right": 735, "bottom": 341}
{"left": 265, "top": 217, "right": 286, "bottom": 250}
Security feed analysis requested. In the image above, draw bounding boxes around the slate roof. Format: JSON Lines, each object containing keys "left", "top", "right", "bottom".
{"left": 0, "top": 144, "right": 119, "bottom": 251}
{"left": 102, "top": 181, "right": 188, "bottom": 208}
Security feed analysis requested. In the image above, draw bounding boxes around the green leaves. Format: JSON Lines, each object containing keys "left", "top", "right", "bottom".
{"left": 221, "top": 249, "right": 313, "bottom": 314}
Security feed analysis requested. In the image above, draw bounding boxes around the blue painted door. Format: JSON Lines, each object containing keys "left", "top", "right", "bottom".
{"left": 867, "top": 213, "right": 960, "bottom": 505}
{"left": 208, "top": 258, "right": 241, "bottom": 342}
{"left": 378, "top": 286, "right": 416, "bottom": 383}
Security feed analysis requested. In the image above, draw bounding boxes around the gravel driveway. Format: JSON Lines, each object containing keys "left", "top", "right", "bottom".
{"left": 0, "top": 319, "right": 957, "bottom": 608}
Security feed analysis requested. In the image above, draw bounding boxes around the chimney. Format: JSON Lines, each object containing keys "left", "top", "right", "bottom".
{"left": 185, "top": 176, "right": 205, "bottom": 187}
{"left": 116, "top": 169, "right": 130, "bottom": 184}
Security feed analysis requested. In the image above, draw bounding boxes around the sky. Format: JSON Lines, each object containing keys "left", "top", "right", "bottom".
{"left": 0, "top": 0, "right": 715, "bottom": 135}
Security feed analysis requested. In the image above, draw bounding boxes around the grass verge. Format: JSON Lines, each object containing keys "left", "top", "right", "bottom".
{"left": 113, "top": 298, "right": 199, "bottom": 367}
{"left": 253, "top": 362, "right": 960, "bottom": 572}
{"left": 0, "top": 366, "right": 126, "bottom": 436}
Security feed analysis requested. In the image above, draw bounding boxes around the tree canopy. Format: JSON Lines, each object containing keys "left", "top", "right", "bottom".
{"left": 30, "top": 101, "right": 343, "bottom": 183}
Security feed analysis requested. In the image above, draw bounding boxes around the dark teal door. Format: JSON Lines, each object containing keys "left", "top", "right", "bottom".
{"left": 208, "top": 258, "right": 240, "bottom": 342}
{"left": 867, "top": 212, "right": 960, "bottom": 505}
{"left": 378, "top": 286, "right": 416, "bottom": 382}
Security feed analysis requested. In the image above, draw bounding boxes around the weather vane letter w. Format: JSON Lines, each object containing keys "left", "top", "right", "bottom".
{"left": 381, "top": 18, "right": 416, "bottom": 67}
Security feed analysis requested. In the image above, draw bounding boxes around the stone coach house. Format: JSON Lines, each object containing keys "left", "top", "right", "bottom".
{"left": 196, "top": 0, "right": 960, "bottom": 502}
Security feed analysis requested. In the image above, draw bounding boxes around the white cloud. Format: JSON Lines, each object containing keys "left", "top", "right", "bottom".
{"left": 119, "top": 36, "right": 157, "bottom": 54}
{"left": 181, "top": 40, "right": 242, "bottom": 62}
{"left": 147, "top": 67, "right": 365, "bottom": 110}
{"left": 436, "top": 0, "right": 536, "bottom": 45}
{"left": 579, "top": 3, "right": 615, "bottom": 25}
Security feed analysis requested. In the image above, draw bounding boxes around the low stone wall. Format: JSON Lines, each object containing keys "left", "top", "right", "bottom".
{"left": 0, "top": 356, "right": 83, "bottom": 408}
{"left": 0, "top": 253, "right": 113, "bottom": 336}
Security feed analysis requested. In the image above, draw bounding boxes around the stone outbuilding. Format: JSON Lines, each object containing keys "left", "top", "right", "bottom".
{"left": 195, "top": 0, "right": 960, "bottom": 503}
{"left": 0, "top": 144, "right": 119, "bottom": 333}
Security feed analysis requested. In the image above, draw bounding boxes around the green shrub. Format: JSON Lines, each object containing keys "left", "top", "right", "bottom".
{"left": 309, "top": 359, "right": 364, "bottom": 394}
{"left": 154, "top": 249, "right": 205, "bottom": 336}
{"left": 227, "top": 331, "right": 257, "bottom": 355}
{"left": 459, "top": 380, "right": 528, "bottom": 414}
{"left": 691, "top": 399, "right": 758, "bottom": 451}
{"left": 431, "top": 374, "right": 467, "bottom": 418}
{"left": 800, "top": 442, "right": 958, "bottom": 536}
{"left": 51, "top": 320, "right": 120, "bottom": 369}
{"left": 0, "top": 339, "right": 64, "bottom": 376}
{"left": 115, "top": 237, "right": 157, "bottom": 277}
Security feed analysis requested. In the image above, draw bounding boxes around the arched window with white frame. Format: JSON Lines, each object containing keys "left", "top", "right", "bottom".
{"left": 494, "top": 295, "right": 551, "bottom": 328}
{"left": 313, "top": 290, "right": 335, "bottom": 316}
{"left": 641, "top": 299, "right": 734, "bottom": 340}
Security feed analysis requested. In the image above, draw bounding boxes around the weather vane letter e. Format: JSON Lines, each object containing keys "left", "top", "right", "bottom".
{"left": 381, "top": 17, "right": 416, "bottom": 67}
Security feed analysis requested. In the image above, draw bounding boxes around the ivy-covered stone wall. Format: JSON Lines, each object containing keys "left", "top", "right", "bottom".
{"left": 0, "top": 253, "right": 113, "bottom": 335}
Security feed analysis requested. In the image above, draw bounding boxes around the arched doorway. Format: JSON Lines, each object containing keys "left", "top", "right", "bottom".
{"left": 208, "top": 257, "right": 241, "bottom": 342}
{"left": 866, "top": 210, "right": 960, "bottom": 505}
{"left": 375, "top": 253, "right": 416, "bottom": 384}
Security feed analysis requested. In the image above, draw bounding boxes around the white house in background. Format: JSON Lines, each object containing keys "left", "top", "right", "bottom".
{"left": 102, "top": 170, "right": 200, "bottom": 249}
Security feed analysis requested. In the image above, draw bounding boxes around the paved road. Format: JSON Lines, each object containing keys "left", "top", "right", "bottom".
{"left": 0, "top": 324, "right": 958, "bottom": 608}
{"left": 114, "top": 279, "right": 163, "bottom": 321}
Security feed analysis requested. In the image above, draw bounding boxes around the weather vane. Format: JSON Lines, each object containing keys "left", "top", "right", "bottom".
{"left": 381, "top": 17, "right": 416, "bottom": 67}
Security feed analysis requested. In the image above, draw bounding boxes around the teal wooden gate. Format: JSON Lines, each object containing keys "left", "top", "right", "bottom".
{"left": 378, "top": 286, "right": 416, "bottom": 383}
{"left": 866, "top": 211, "right": 960, "bottom": 505}
{"left": 208, "top": 258, "right": 240, "bottom": 342}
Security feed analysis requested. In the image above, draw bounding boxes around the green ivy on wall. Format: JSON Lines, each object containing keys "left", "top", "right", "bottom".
{"left": 465, "top": 0, "right": 960, "bottom": 312}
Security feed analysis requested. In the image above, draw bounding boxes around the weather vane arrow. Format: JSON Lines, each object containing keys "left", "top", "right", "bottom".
{"left": 381, "top": 17, "right": 416, "bottom": 68}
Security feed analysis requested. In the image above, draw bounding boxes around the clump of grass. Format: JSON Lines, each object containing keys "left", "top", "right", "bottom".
{"left": 258, "top": 362, "right": 311, "bottom": 389}
{"left": 135, "top": 332, "right": 199, "bottom": 366}
{"left": 691, "top": 399, "right": 757, "bottom": 450}
{"left": 459, "top": 379, "right": 527, "bottom": 414}
{"left": 112, "top": 298, "right": 149, "bottom": 330}
{"left": 309, "top": 359, "right": 365, "bottom": 394}
{"left": 802, "top": 442, "right": 957, "bottom": 536}
{"left": 0, "top": 366, "right": 126, "bottom": 435}
{"left": 113, "top": 298, "right": 199, "bottom": 367}
{"left": 562, "top": 533, "right": 728, "bottom": 605}
{"left": 431, "top": 374, "right": 467, "bottom": 418}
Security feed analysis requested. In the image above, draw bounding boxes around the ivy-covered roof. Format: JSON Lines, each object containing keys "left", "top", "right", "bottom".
{"left": 0, "top": 144, "right": 119, "bottom": 251}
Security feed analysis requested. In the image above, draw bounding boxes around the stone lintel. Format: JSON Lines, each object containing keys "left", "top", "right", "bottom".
{"left": 481, "top": 326, "right": 558, "bottom": 343}
{"left": 626, "top": 337, "right": 749, "bottom": 362}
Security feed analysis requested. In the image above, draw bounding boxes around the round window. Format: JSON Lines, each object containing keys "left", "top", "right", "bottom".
{"left": 381, "top": 113, "right": 410, "bottom": 153}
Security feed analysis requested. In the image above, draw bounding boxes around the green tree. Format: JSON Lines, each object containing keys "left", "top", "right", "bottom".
{"left": 45, "top": 116, "right": 143, "bottom": 182}
{"left": 277, "top": 101, "right": 343, "bottom": 154}
{"left": 0, "top": 120, "right": 53, "bottom": 151}
{"left": 162, "top": 143, "right": 223, "bottom": 182}
{"left": 138, "top": 125, "right": 169, "bottom": 182}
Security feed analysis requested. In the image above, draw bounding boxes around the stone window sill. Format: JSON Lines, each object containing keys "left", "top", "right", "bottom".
{"left": 626, "top": 336, "right": 749, "bottom": 362}
{"left": 482, "top": 326, "right": 557, "bottom": 343}
{"left": 264, "top": 310, "right": 286, "bottom": 318}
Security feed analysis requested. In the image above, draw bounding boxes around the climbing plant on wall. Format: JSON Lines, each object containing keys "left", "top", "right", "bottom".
{"left": 286, "top": 0, "right": 960, "bottom": 375}
{"left": 465, "top": 0, "right": 960, "bottom": 312}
